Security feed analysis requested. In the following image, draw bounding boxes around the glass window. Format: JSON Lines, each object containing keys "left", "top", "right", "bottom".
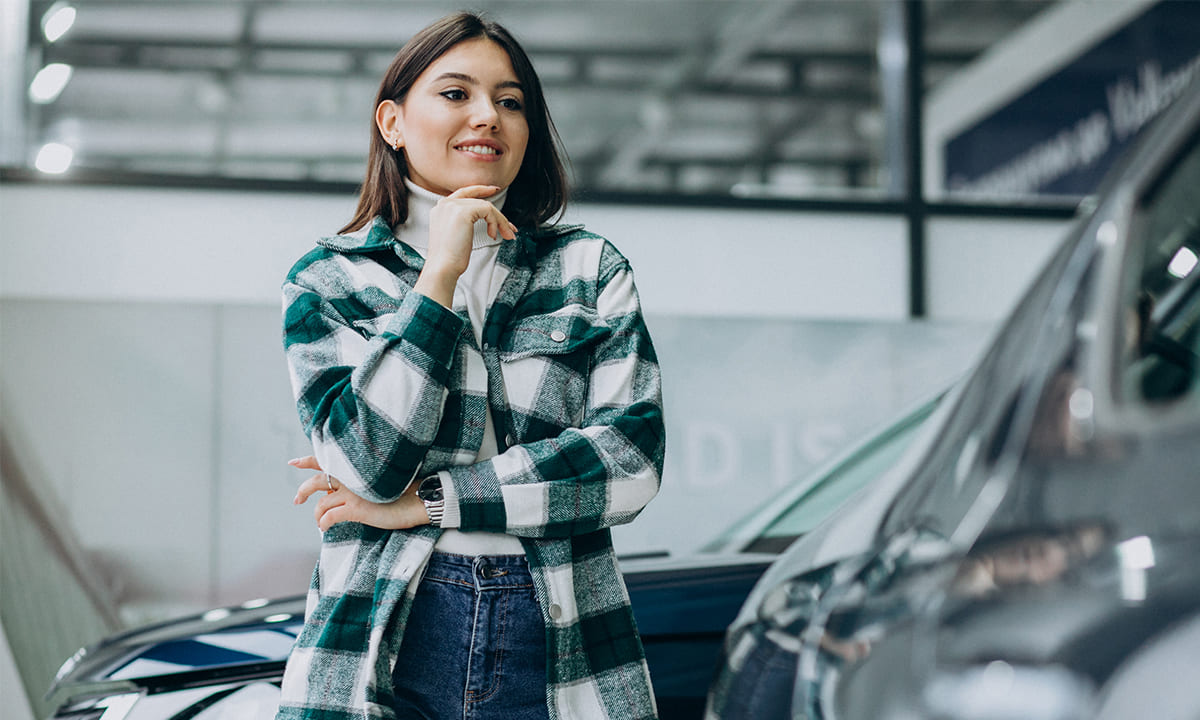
{"left": 1118, "top": 131, "right": 1200, "bottom": 407}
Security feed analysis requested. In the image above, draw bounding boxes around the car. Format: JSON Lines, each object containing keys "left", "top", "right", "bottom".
{"left": 706, "top": 75, "right": 1200, "bottom": 720}
{"left": 42, "top": 393, "right": 946, "bottom": 720}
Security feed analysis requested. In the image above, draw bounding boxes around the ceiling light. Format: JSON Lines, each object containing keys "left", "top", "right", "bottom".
{"left": 35, "top": 142, "right": 74, "bottom": 174}
{"left": 42, "top": 2, "right": 77, "bottom": 42}
{"left": 1167, "top": 247, "right": 1198, "bottom": 279}
{"left": 29, "top": 63, "right": 73, "bottom": 104}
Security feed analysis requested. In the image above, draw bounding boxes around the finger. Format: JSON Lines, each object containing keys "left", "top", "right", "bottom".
{"left": 316, "top": 497, "right": 354, "bottom": 532}
{"left": 294, "top": 475, "right": 328, "bottom": 505}
{"left": 294, "top": 471, "right": 339, "bottom": 503}
{"left": 317, "top": 504, "right": 350, "bottom": 533}
{"left": 288, "top": 455, "right": 322, "bottom": 471}
{"left": 483, "top": 207, "right": 516, "bottom": 240}
{"left": 447, "top": 185, "right": 501, "bottom": 200}
{"left": 314, "top": 492, "right": 346, "bottom": 524}
{"left": 497, "top": 216, "right": 516, "bottom": 240}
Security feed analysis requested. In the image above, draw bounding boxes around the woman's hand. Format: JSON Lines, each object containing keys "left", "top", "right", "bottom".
{"left": 414, "top": 185, "right": 517, "bottom": 308}
{"left": 290, "top": 456, "right": 429, "bottom": 532}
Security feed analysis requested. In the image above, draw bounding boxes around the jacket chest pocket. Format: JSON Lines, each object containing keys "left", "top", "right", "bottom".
{"left": 498, "top": 305, "right": 612, "bottom": 428}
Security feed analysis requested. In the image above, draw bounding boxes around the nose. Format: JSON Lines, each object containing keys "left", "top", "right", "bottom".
{"left": 469, "top": 97, "right": 499, "bottom": 130}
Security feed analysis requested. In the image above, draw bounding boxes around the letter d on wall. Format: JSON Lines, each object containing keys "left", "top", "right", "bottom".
{"left": 683, "top": 421, "right": 739, "bottom": 489}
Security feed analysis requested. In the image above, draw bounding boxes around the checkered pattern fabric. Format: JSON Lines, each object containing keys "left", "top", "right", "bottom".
{"left": 277, "top": 217, "right": 665, "bottom": 720}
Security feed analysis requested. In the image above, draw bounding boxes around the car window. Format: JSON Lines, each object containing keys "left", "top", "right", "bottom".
{"left": 742, "top": 412, "right": 934, "bottom": 554}
{"left": 700, "top": 395, "right": 942, "bottom": 555}
{"left": 1117, "top": 130, "right": 1200, "bottom": 409}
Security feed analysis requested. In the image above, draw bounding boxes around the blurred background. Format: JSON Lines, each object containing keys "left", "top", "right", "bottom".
{"left": 3, "top": 0, "right": 1196, "bottom": 716}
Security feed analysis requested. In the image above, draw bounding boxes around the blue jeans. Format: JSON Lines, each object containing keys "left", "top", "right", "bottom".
{"left": 392, "top": 553, "right": 549, "bottom": 720}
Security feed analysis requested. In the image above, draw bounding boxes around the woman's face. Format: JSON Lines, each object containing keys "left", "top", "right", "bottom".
{"left": 378, "top": 38, "right": 530, "bottom": 196}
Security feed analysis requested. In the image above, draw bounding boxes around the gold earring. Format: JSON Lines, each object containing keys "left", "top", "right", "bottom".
{"left": 390, "top": 138, "right": 400, "bottom": 151}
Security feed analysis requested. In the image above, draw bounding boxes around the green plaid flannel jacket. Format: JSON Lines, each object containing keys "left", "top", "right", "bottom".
{"left": 277, "top": 216, "right": 665, "bottom": 720}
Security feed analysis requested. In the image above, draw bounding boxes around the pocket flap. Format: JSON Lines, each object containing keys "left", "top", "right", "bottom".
{"left": 500, "top": 305, "right": 612, "bottom": 360}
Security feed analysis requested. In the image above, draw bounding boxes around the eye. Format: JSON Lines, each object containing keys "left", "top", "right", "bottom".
{"left": 440, "top": 89, "right": 467, "bottom": 101}
{"left": 499, "top": 97, "right": 524, "bottom": 112}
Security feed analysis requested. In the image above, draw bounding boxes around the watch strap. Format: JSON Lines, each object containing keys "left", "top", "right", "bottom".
{"left": 417, "top": 475, "right": 445, "bottom": 526}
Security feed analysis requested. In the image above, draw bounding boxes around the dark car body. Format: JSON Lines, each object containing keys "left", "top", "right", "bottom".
{"left": 44, "top": 393, "right": 947, "bottom": 720}
{"left": 707, "top": 76, "right": 1200, "bottom": 720}
{"left": 43, "top": 554, "right": 771, "bottom": 720}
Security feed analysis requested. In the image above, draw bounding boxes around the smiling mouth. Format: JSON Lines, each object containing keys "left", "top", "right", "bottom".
{"left": 456, "top": 144, "right": 501, "bottom": 156}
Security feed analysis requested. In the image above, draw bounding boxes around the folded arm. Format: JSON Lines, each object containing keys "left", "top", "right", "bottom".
{"left": 283, "top": 260, "right": 465, "bottom": 502}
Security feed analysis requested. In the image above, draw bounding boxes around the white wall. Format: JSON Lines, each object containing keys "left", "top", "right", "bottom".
{"left": 1, "top": 183, "right": 911, "bottom": 318}
{"left": 566, "top": 203, "right": 910, "bottom": 319}
{"left": 927, "top": 215, "right": 1072, "bottom": 319}
{"left": 0, "top": 183, "right": 1072, "bottom": 322}
{"left": 0, "top": 180, "right": 1068, "bottom": 624}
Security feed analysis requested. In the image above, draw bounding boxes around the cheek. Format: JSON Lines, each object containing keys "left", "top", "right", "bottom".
{"left": 510, "top": 128, "right": 531, "bottom": 166}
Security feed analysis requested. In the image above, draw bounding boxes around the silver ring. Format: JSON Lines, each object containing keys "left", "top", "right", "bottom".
{"left": 325, "top": 473, "right": 334, "bottom": 492}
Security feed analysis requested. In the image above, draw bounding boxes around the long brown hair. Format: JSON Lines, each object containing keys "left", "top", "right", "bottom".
{"left": 339, "top": 12, "right": 569, "bottom": 234}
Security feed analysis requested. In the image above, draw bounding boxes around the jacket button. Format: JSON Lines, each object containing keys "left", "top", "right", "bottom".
{"left": 505, "top": 434, "right": 515, "bottom": 447}
{"left": 550, "top": 330, "right": 567, "bottom": 343}
{"left": 549, "top": 603, "right": 562, "bottom": 620}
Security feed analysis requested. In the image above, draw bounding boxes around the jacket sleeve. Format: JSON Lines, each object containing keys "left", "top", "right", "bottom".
{"left": 440, "top": 252, "right": 665, "bottom": 538}
{"left": 282, "top": 255, "right": 466, "bottom": 502}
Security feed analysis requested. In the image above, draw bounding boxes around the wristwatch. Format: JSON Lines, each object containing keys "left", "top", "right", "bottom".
{"left": 417, "top": 475, "right": 445, "bottom": 526}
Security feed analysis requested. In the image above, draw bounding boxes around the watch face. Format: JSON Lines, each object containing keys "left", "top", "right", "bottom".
{"left": 418, "top": 476, "right": 443, "bottom": 502}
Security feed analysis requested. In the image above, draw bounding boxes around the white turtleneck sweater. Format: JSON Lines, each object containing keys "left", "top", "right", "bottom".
{"left": 394, "top": 180, "right": 525, "bottom": 556}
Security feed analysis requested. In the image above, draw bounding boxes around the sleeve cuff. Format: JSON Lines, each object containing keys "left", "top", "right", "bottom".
{"left": 435, "top": 470, "right": 461, "bottom": 528}
{"left": 384, "top": 290, "right": 467, "bottom": 375}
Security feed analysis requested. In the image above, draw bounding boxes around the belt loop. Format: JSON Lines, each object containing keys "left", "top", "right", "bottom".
{"left": 472, "top": 555, "right": 486, "bottom": 591}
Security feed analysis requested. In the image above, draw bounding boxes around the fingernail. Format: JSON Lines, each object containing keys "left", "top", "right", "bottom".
{"left": 288, "top": 458, "right": 302, "bottom": 465}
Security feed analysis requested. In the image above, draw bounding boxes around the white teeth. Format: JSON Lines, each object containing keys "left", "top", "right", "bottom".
{"left": 458, "top": 144, "right": 498, "bottom": 155}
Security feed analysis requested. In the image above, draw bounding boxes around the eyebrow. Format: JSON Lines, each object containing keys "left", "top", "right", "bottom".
{"left": 434, "top": 72, "right": 523, "bottom": 92}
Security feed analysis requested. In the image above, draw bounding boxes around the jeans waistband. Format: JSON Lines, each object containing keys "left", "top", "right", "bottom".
{"left": 423, "top": 551, "right": 533, "bottom": 590}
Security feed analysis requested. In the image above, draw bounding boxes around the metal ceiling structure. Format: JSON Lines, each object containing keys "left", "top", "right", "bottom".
{"left": 13, "top": 0, "right": 1057, "bottom": 198}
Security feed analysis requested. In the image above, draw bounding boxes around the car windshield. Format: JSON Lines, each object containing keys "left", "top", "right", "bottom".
{"left": 703, "top": 393, "right": 942, "bottom": 554}
{"left": 879, "top": 220, "right": 1090, "bottom": 546}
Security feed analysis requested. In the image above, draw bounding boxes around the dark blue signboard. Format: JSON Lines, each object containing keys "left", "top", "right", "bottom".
{"left": 944, "top": 1, "right": 1200, "bottom": 198}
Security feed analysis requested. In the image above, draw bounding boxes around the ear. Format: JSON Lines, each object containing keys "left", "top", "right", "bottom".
{"left": 375, "top": 100, "right": 403, "bottom": 149}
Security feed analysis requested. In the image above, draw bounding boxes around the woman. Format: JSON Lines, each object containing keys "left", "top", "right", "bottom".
{"left": 278, "top": 11, "right": 665, "bottom": 720}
